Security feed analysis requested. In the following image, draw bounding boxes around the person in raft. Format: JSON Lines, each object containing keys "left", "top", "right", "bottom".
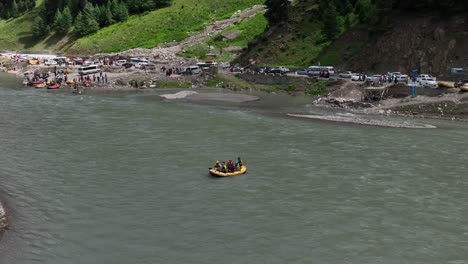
{"left": 214, "top": 158, "right": 243, "bottom": 173}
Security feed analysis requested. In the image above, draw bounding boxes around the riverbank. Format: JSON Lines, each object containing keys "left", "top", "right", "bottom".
{"left": 0, "top": 200, "right": 7, "bottom": 236}
{"left": 3, "top": 58, "right": 468, "bottom": 122}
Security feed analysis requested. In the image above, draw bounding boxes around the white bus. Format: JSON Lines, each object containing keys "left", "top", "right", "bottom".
{"left": 308, "top": 65, "right": 335, "bottom": 76}
{"left": 130, "top": 57, "right": 149, "bottom": 63}
{"left": 78, "top": 65, "right": 101, "bottom": 75}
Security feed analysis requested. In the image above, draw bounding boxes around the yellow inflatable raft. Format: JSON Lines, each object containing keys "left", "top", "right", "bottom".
{"left": 209, "top": 165, "right": 247, "bottom": 177}
{"left": 460, "top": 85, "right": 468, "bottom": 92}
{"left": 35, "top": 83, "right": 47, "bottom": 88}
{"left": 437, "top": 81, "right": 454, "bottom": 88}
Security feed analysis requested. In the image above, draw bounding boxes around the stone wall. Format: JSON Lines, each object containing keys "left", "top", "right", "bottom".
{"left": 387, "top": 84, "right": 447, "bottom": 98}
{"left": 237, "top": 73, "right": 290, "bottom": 85}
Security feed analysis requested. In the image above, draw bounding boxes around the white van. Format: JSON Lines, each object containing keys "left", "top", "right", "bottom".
{"left": 186, "top": 66, "right": 201, "bottom": 74}
{"left": 78, "top": 65, "right": 102, "bottom": 75}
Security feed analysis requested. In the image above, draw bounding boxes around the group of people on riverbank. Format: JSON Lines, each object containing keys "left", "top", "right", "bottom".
{"left": 213, "top": 157, "right": 243, "bottom": 173}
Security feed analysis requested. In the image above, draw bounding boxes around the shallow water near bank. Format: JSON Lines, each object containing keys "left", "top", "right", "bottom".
{"left": 1, "top": 72, "right": 468, "bottom": 264}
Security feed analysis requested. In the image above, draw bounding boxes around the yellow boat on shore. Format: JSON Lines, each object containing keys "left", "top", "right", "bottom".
{"left": 35, "top": 83, "right": 46, "bottom": 88}
{"left": 460, "top": 85, "right": 468, "bottom": 92}
{"left": 437, "top": 81, "right": 454, "bottom": 88}
{"left": 209, "top": 165, "right": 247, "bottom": 177}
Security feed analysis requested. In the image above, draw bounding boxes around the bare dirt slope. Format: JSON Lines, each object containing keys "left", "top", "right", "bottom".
{"left": 318, "top": 13, "right": 468, "bottom": 77}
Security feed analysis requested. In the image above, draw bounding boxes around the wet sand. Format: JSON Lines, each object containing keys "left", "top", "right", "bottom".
{"left": 160, "top": 91, "right": 260, "bottom": 102}
{"left": 288, "top": 114, "right": 437, "bottom": 129}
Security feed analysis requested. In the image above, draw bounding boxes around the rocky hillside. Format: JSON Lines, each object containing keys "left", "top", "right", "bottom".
{"left": 238, "top": 0, "right": 468, "bottom": 78}
{"left": 317, "top": 13, "right": 468, "bottom": 77}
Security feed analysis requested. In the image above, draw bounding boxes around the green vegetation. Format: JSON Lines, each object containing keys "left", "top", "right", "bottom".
{"left": 180, "top": 12, "right": 268, "bottom": 61}
{"left": 237, "top": 17, "right": 331, "bottom": 67}
{"left": 0, "top": 0, "right": 263, "bottom": 53}
{"left": 128, "top": 78, "right": 192, "bottom": 88}
{"left": 0, "top": 0, "right": 35, "bottom": 19}
{"left": 156, "top": 80, "right": 192, "bottom": 88}
{"left": 0, "top": 1, "right": 43, "bottom": 50}
{"left": 69, "top": 0, "right": 264, "bottom": 54}
{"left": 206, "top": 73, "right": 281, "bottom": 93}
{"left": 305, "top": 80, "right": 330, "bottom": 96}
{"left": 209, "top": 13, "right": 268, "bottom": 49}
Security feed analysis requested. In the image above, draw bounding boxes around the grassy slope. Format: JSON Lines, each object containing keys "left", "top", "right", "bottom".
{"left": 235, "top": 2, "right": 331, "bottom": 67}
{"left": 0, "top": 0, "right": 44, "bottom": 51}
{"left": 0, "top": 0, "right": 263, "bottom": 54}
{"left": 180, "top": 12, "right": 268, "bottom": 61}
{"left": 68, "top": 0, "right": 264, "bottom": 54}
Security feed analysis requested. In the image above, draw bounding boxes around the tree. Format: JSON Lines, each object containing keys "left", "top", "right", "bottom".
{"left": 74, "top": 9, "right": 100, "bottom": 36}
{"left": 53, "top": 9, "right": 64, "bottom": 32}
{"left": 61, "top": 7, "right": 73, "bottom": 33}
{"left": 265, "top": 0, "right": 289, "bottom": 26}
{"left": 99, "top": 2, "right": 115, "bottom": 26}
{"left": 11, "top": 0, "right": 19, "bottom": 17}
{"left": 31, "top": 16, "right": 48, "bottom": 37}
{"left": 111, "top": 0, "right": 129, "bottom": 22}
{"left": 52, "top": 7, "right": 72, "bottom": 34}
{"left": 323, "top": 2, "right": 339, "bottom": 40}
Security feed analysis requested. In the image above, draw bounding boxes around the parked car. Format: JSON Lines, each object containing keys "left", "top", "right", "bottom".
{"left": 254, "top": 67, "right": 268, "bottom": 74}
{"left": 73, "top": 57, "right": 84, "bottom": 65}
{"left": 295, "top": 69, "right": 310, "bottom": 75}
{"left": 269, "top": 66, "right": 289, "bottom": 75}
{"left": 231, "top": 66, "right": 244, "bottom": 73}
{"left": 366, "top": 75, "right": 382, "bottom": 83}
{"left": 114, "top": 59, "right": 127, "bottom": 66}
{"left": 397, "top": 74, "right": 409, "bottom": 84}
{"left": 417, "top": 74, "right": 436, "bottom": 82}
{"left": 44, "top": 59, "right": 58, "bottom": 65}
{"left": 418, "top": 77, "right": 438, "bottom": 88}
{"left": 219, "top": 62, "right": 231, "bottom": 69}
{"left": 351, "top": 74, "right": 361, "bottom": 81}
{"left": 122, "top": 62, "right": 134, "bottom": 69}
{"left": 135, "top": 62, "right": 149, "bottom": 69}
{"left": 339, "top": 71, "right": 354, "bottom": 78}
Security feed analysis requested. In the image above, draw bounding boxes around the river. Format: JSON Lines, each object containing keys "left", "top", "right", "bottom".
{"left": 0, "top": 72, "right": 467, "bottom": 263}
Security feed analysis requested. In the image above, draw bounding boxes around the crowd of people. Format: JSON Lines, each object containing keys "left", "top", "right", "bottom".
{"left": 78, "top": 72, "right": 108, "bottom": 84}
{"left": 213, "top": 157, "right": 243, "bottom": 173}
{"left": 24, "top": 69, "right": 68, "bottom": 85}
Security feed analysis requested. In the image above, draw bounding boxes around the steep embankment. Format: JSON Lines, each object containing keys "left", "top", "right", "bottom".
{"left": 238, "top": 2, "right": 328, "bottom": 66}
{"left": 239, "top": 2, "right": 468, "bottom": 76}
{"left": 317, "top": 13, "right": 468, "bottom": 77}
{"left": 0, "top": 0, "right": 264, "bottom": 54}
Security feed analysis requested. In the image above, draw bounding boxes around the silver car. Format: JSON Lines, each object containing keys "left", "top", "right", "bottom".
{"left": 339, "top": 71, "right": 354, "bottom": 78}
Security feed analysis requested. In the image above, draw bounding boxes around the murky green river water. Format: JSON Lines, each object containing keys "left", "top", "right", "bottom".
{"left": 0, "top": 72, "right": 467, "bottom": 263}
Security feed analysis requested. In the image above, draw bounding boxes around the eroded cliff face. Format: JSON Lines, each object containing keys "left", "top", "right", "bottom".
{"left": 320, "top": 13, "right": 468, "bottom": 77}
